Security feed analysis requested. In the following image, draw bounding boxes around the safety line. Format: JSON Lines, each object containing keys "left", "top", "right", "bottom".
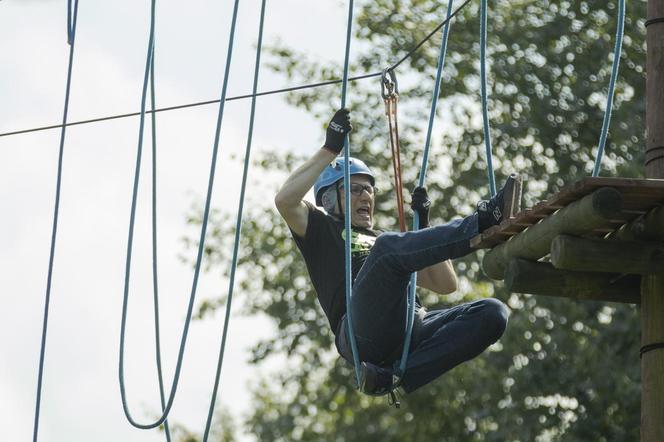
{"left": 33, "top": 1, "right": 79, "bottom": 441}
{"left": 340, "top": 0, "right": 362, "bottom": 386}
{"left": 399, "top": 0, "right": 456, "bottom": 380}
{"left": 480, "top": 0, "right": 496, "bottom": 196}
{"left": 202, "top": 0, "right": 265, "bottom": 439}
{"left": 592, "top": 0, "right": 625, "bottom": 177}
{"left": 0, "top": 0, "right": 472, "bottom": 140}
{"left": 148, "top": 48, "right": 173, "bottom": 441}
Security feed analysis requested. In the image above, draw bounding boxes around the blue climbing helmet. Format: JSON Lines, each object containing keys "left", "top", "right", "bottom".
{"left": 314, "top": 157, "right": 375, "bottom": 206}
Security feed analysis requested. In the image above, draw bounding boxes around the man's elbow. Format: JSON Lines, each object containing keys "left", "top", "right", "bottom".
{"left": 442, "top": 275, "right": 458, "bottom": 294}
{"left": 274, "top": 191, "right": 292, "bottom": 212}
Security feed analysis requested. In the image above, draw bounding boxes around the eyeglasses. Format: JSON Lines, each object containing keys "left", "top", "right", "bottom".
{"left": 340, "top": 183, "right": 377, "bottom": 197}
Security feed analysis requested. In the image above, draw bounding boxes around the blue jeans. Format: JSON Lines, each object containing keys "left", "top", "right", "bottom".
{"left": 336, "top": 213, "right": 509, "bottom": 393}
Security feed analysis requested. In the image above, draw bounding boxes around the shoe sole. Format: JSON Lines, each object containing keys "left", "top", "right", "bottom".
{"left": 502, "top": 174, "right": 523, "bottom": 220}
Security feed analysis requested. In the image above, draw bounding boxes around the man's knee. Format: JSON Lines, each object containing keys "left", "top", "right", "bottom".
{"left": 479, "top": 298, "right": 509, "bottom": 341}
{"left": 372, "top": 232, "right": 403, "bottom": 255}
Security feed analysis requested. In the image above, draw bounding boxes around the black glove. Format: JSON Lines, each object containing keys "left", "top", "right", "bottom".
{"left": 411, "top": 186, "right": 431, "bottom": 228}
{"left": 323, "top": 108, "right": 352, "bottom": 154}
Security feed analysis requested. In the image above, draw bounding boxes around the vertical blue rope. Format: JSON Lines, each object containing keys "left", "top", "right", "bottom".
{"left": 592, "top": 0, "right": 625, "bottom": 177}
{"left": 398, "top": 0, "right": 455, "bottom": 377}
{"left": 33, "top": 2, "right": 79, "bottom": 441}
{"left": 148, "top": 46, "right": 172, "bottom": 441}
{"left": 339, "top": 0, "right": 362, "bottom": 387}
{"left": 202, "top": 0, "right": 264, "bottom": 439}
{"left": 480, "top": 0, "right": 496, "bottom": 196}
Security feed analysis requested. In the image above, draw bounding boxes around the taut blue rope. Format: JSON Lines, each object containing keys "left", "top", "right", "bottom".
{"left": 339, "top": 0, "right": 362, "bottom": 387}
{"left": 592, "top": 0, "right": 625, "bottom": 177}
{"left": 397, "top": 0, "right": 455, "bottom": 379}
{"left": 202, "top": 0, "right": 264, "bottom": 439}
{"left": 33, "top": 2, "right": 79, "bottom": 441}
{"left": 480, "top": 0, "right": 497, "bottom": 196}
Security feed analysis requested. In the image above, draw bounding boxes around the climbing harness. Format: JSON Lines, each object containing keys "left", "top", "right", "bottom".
{"left": 382, "top": 69, "right": 407, "bottom": 232}
{"left": 33, "top": 2, "right": 79, "bottom": 441}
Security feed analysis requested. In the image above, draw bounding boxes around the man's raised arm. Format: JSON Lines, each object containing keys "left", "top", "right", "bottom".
{"left": 274, "top": 109, "right": 351, "bottom": 237}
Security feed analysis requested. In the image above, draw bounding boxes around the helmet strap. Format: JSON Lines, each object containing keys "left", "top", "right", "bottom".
{"left": 335, "top": 181, "right": 343, "bottom": 218}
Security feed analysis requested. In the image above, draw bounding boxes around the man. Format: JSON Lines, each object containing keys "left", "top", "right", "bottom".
{"left": 274, "top": 108, "right": 518, "bottom": 397}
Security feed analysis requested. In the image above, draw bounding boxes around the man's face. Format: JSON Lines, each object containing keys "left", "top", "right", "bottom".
{"left": 339, "top": 175, "right": 375, "bottom": 229}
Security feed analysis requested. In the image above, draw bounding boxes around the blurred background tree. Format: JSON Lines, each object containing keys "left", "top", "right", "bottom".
{"left": 182, "top": 0, "right": 645, "bottom": 440}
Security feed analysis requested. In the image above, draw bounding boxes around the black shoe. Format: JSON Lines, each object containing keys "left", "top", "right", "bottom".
{"left": 477, "top": 174, "right": 522, "bottom": 232}
{"left": 359, "top": 362, "right": 396, "bottom": 396}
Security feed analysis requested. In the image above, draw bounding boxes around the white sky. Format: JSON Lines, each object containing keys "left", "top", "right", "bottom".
{"left": 0, "top": 1, "right": 352, "bottom": 441}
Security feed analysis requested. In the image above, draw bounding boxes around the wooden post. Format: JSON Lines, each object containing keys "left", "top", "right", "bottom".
{"left": 643, "top": 0, "right": 664, "bottom": 439}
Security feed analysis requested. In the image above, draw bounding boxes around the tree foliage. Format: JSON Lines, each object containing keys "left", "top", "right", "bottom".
{"left": 189, "top": 0, "right": 646, "bottom": 440}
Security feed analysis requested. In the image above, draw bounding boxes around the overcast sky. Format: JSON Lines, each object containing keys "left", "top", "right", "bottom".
{"left": 0, "top": 1, "right": 352, "bottom": 440}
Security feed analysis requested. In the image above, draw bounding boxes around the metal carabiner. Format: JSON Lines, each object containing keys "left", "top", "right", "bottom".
{"left": 381, "top": 68, "right": 399, "bottom": 99}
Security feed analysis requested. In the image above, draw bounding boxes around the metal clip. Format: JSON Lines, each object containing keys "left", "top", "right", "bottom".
{"left": 381, "top": 68, "right": 399, "bottom": 99}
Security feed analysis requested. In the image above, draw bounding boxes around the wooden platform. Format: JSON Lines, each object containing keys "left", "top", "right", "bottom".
{"left": 471, "top": 177, "right": 664, "bottom": 249}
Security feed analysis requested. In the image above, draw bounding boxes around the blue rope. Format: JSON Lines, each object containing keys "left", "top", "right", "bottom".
{"left": 33, "top": 2, "right": 79, "bottom": 441}
{"left": 202, "top": 0, "right": 263, "bottom": 439}
{"left": 148, "top": 47, "right": 172, "bottom": 441}
{"left": 480, "top": 0, "right": 497, "bottom": 196}
{"left": 398, "top": 0, "right": 455, "bottom": 378}
{"left": 339, "top": 0, "right": 362, "bottom": 387}
{"left": 592, "top": 0, "right": 625, "bottom": 177}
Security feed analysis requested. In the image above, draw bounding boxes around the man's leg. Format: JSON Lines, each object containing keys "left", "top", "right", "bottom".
{"left": 400, "top": 298, "right": 509, "bottom": 393}
{"left": 350, "top": 214, "right": 480, "bottom": 364}
{"left": 348, "top": 175, "right": 520, "bottom": 380}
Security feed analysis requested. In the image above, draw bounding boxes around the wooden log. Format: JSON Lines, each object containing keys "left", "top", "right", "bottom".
{"left": 483, "top": 187, "right": 623, "bottom": 280}
{"left": 612, "top": 205, "right": 664, "bottom": 242}
{"left": 551, "top": 234, "right": 664, "bottom": 275}
{"left": 504, "top": 259, "right": 640, "bottom": 304}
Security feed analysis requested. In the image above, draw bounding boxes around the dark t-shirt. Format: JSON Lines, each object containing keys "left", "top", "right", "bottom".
{"left": 291, "top": 201, "right": 380, "bottom": 335}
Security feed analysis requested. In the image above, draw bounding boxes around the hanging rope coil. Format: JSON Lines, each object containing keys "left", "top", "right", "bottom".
{"left": 118, "top": 0, "right": 242, "bottom": 430}
{"left": 382, "top": 69, "right": 407, "bottom": 232}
